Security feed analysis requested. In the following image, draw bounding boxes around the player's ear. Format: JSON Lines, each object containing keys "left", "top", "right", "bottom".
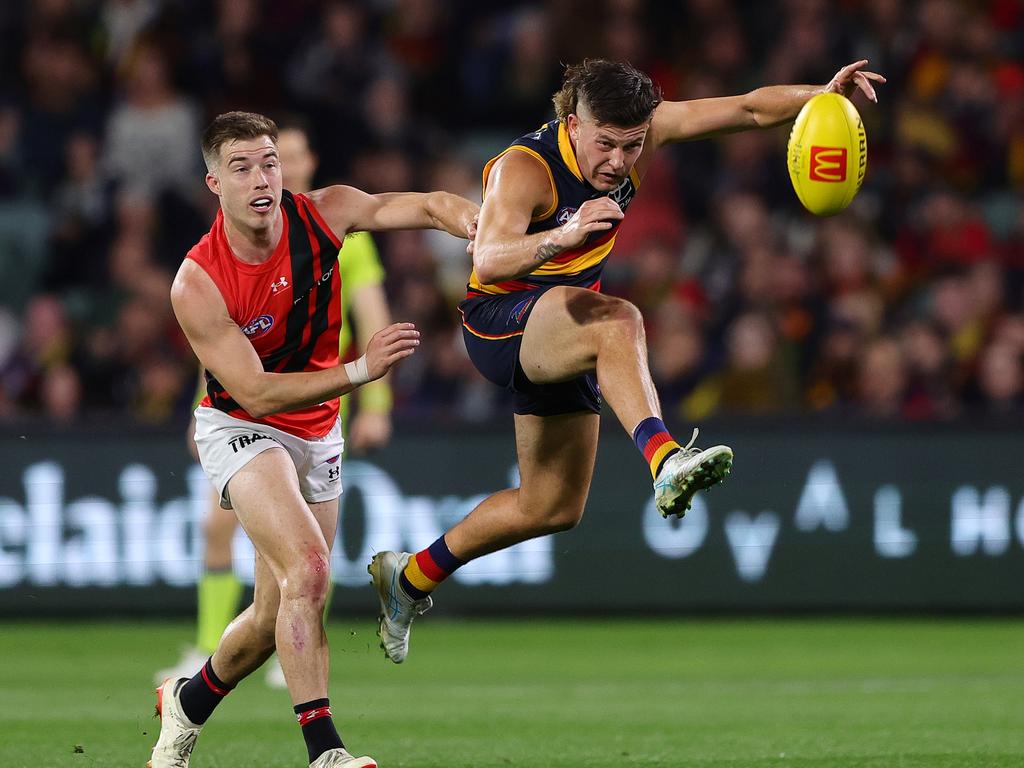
{"left": 567, "top": 113, "right": 579, "bottom": 142}
{"left": 206, "top": 171, "right": 221, "bottom": 197}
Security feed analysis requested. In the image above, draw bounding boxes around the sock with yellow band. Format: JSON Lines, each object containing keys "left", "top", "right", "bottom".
{"left": 399, "top": 536, "right": 465, "bottom": 600}
{"left": 633, "top": 416, "right": 681, "bottom": 480}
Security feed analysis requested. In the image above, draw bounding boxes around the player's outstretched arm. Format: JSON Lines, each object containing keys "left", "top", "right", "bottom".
{"left": 310, "top": 185, "right": 478, "bottom": 240}
{"left": 170, "top": 260, "right": 418, "bottom": 418}
{"left": 472, "top": 150, "right": 624, "bottom": 284}
{"left": 647, "top": 60, "right": 886, "bottom": 147}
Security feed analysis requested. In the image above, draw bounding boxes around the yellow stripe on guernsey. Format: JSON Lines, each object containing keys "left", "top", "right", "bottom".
{"left": 403, "top": 555, "right": 439, "bottom": 593}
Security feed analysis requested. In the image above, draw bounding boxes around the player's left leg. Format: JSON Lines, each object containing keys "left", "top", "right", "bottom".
{"left": 224, "top": 450, "right": 374, "bottom": 767}
{"left": 370, "top": 411, "right": 600, "bottom": 663}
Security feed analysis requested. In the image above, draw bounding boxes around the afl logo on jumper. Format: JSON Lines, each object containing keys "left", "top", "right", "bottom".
{"left": 241, "top": 314, "right": 274, "bottom": 339}
{"left": 809, "top": 146, "right": 848, "bottom": 182}
{"left": 556, "top": 206, "right": 577, "bottom": 225}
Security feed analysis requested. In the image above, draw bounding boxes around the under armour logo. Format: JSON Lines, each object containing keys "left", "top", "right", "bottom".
{"left": 270, "top": 276, "right": 289, "bottom": 293}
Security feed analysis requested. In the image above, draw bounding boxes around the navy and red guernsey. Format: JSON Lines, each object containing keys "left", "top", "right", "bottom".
{"left": 186, "top": 190, "right": 343, "bottom": 439}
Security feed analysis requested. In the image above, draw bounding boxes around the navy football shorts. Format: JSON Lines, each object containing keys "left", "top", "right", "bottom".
{"left": 458, "top": 288, "right": 602, "bottom": 417}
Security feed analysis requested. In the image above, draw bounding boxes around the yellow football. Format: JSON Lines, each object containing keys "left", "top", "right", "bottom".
{"left": 787, "top": 93, "right": 866, "bottom": 216}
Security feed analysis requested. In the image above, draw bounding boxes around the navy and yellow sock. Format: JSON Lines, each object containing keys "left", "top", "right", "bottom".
{"left": 178, "top": 658, "right": 233, "bottom": 725}
{"left": 295, "top": 698, "right": 344, "bottom": 763}
{"left": 398, "top": 536, "right": 466, "bottom": 600}
{"left": 633, "top": 416, "right": 681, "bottom": 479}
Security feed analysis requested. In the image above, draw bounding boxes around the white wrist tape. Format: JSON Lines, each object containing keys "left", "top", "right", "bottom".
{"left": 344, "top": 355, "right": 371, "bottom": 386}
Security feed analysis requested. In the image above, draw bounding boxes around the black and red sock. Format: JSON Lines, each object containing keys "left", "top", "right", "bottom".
{"left": 295, "top": 698, "right": 344, "bottom": 763}
{"left": 178, "top": 658, "right": 233, "bottom": 725}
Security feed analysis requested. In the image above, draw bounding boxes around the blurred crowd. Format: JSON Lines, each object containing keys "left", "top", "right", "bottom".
{"left": 1, "top": 0, "right": 1023, "bottom": 429}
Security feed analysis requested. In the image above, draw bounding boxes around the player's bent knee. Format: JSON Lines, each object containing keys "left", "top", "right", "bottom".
{"left": 279, "top": 547, "right": 332, "bottom": 606}
{"left": 548, "top": 506, "right": 585, "bottom": 533}
{"left": 576, "top": 294, "right": 642, "bottom": 345}
{"left": 607, "top": 297, "right": 643, "bottom": 333}
{"left": 523, "top": 499, "right": 586, "bottom": 535}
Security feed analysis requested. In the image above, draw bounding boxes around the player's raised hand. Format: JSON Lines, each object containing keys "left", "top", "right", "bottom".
{"left": 555, "top": 197, "right": 624, "bottom": 250}
{"left": 364, "top": 322, "right": 420, "bottom": 380}
{"left": 825, "top": 60, "right": 886, "bottom": 103}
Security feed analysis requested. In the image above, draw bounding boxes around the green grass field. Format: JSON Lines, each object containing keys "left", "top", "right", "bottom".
{"left": 1, "top": 618, "right": 1022, "bottom": 767}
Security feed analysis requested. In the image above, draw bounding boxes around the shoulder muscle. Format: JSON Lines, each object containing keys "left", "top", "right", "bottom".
{"left": 483, "top": 150, "right": 555, "bottom": 229}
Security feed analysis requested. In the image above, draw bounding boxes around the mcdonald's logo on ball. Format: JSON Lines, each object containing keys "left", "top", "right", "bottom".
{"left": 788, "top": 94, "right": 866, "bottom": 216}
{"left": 808, "top": 146, "right": 847, "bottom": 182}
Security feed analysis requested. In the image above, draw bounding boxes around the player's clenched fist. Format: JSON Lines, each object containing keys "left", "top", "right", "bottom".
{"left": 364, "top": 322, "right": 420, "bottom": 380}
{"left": 554, "top": 197, "right": 624, "bottom": 251}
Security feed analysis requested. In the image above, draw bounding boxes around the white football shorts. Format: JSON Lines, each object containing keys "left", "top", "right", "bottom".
{"left": 193, "top": 406, "right": 345, "bottom": 509}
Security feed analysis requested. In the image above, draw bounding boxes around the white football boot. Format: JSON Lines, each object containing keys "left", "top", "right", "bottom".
{"left": 367, "top": 551, "right": 432, "bottom": 664}
{"left": 309, "top": 747, "right": 377, "bottom": 768}
{"left": 654, "top": 428, "right": 733, "bottom": 518}
{"left": 147, "top": 678, "right": 202, "bottom": 768}
{"left": 153, "top": 646, "right": 206, "bottom": 686}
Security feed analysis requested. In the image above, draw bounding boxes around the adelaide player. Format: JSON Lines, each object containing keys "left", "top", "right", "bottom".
{"left": 369, "top": 59, "right": 884, "bottom": 663}
{"left": 148, "top": 111, "right": 476, "bottom": 768}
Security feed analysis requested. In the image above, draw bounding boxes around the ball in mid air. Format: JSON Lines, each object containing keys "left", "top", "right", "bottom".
{"left": 787, "top": 93, "right": 866, "bottom": 216}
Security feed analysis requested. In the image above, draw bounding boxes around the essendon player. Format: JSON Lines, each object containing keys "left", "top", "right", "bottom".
{"left": 148, "top": 112, "right": 477, "bottom": 768}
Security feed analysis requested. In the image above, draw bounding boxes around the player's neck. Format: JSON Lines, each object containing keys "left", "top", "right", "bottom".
{"left": 222, "top": 210, "right": 282, "bottom": 264}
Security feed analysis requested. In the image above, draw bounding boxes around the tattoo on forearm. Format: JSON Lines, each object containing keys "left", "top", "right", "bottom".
{"left": 535, "top": 241, "right": 560, "bottom": 262}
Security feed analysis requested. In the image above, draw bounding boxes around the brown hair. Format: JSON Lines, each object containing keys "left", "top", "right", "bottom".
{"left": 552, "top": 59, "right": 662, "bottom": 126}
{"left": 201, "top": 111, "right": 279, "bottom": 171}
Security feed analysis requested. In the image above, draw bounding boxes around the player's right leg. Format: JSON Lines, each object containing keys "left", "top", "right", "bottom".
{"left": 223, "top": 450, "right": 375, "bottom": 767}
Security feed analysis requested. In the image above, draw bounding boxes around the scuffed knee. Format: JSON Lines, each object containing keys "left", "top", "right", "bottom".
{"left": 280, "top": 548, "right": 331, "bottom": 608}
